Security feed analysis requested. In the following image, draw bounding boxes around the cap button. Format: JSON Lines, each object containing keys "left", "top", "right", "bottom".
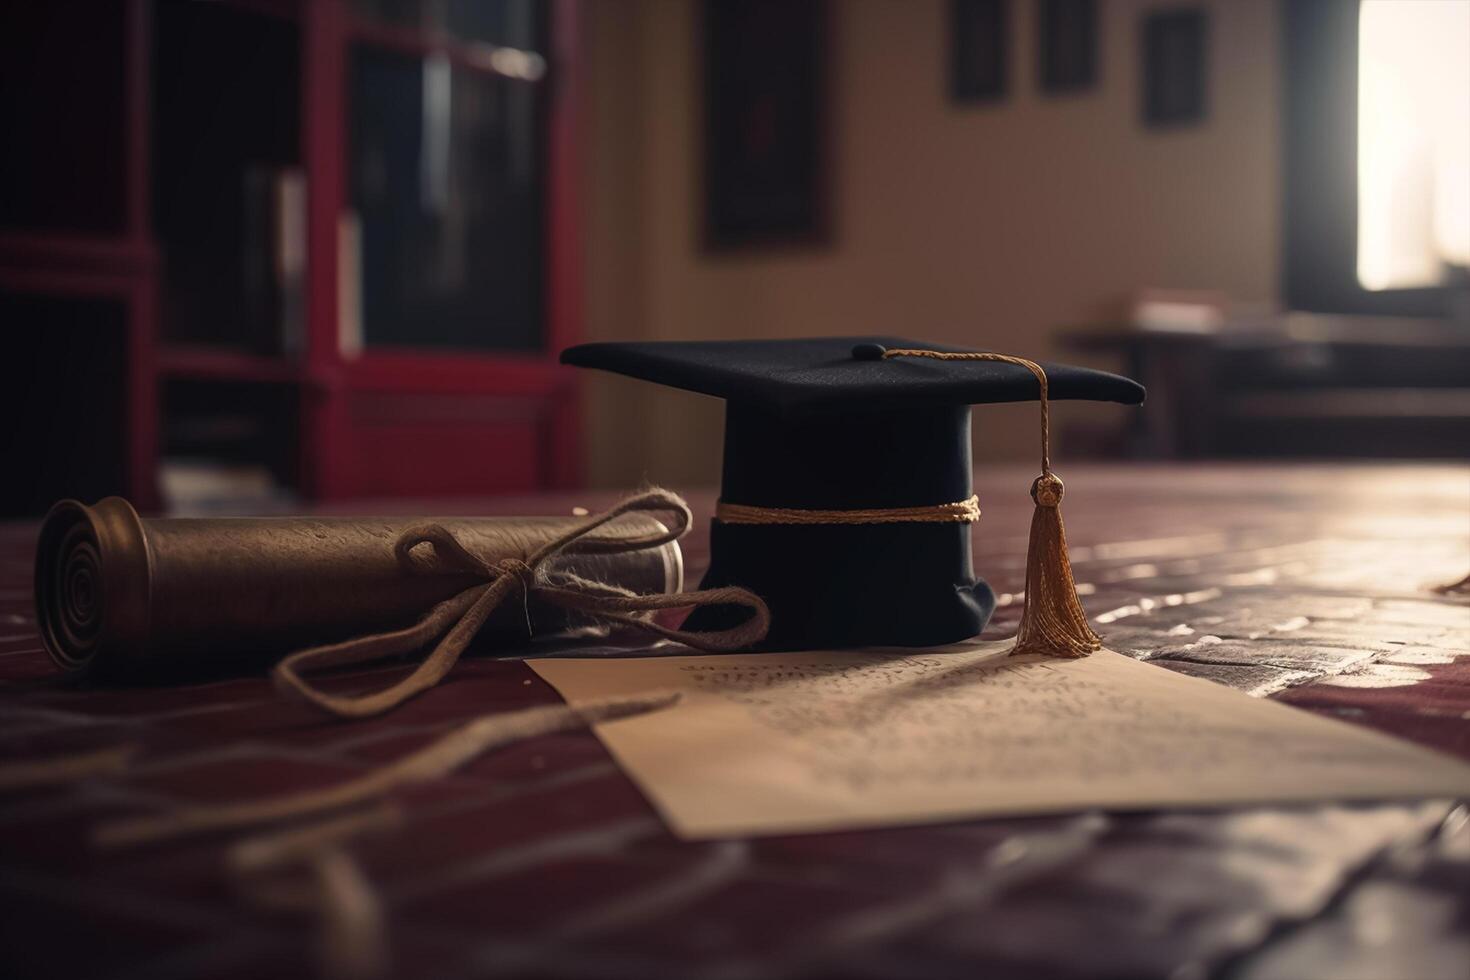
{"left": 851, "top": 343, "right": 887, "bottom": 361}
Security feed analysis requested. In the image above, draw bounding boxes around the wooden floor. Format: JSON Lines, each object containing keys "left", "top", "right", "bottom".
{"left": 0, "top": 463, "right": 1467, "bottom": 979}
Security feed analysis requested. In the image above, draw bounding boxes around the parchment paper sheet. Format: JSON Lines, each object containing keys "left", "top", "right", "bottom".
{"left": 531, "top": 643, "right": 1470, "bottom": 839}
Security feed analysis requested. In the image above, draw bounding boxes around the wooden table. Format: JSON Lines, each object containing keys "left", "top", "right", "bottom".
{"left": 1, "top": 464, "right": 1467, "bottom": 979}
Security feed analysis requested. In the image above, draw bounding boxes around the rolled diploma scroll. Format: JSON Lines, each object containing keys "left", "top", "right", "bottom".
{"left": 35, "top": 497, "right": 684, "bottom": 677}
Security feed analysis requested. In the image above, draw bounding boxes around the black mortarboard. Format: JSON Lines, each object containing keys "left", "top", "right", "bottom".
{"left": 562, "top": 337, "right": 1145, "bottom": 652}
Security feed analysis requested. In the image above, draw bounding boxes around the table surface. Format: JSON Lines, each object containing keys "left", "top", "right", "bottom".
{"left": 1, "top": 463, "right": 1467, "bottom": 980}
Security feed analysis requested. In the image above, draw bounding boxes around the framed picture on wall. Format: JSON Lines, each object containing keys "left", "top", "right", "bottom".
{"left": 1143, "top": 8, "right": 1209, "bottom": 127}
{"left": 1038, "top": 0, "right": 1098, "bottom": 94}
{"left": 951, "top": 0, "right": 1010, "bottom": 104}
{"left": 703, "top": 0, "right": 829, "bottom": 250}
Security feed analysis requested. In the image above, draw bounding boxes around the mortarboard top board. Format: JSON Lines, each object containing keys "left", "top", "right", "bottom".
{"left": 562, "top": 337, "right": 1145, "bottom": 651}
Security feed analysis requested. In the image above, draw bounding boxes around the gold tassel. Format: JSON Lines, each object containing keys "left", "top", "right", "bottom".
{"left": 881, "top": 347, "right": 1102, "bottom": 658}
{"left": 1010, "top": 472, "right": 1100, "bottom": 657}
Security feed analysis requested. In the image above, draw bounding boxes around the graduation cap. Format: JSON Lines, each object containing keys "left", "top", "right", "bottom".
{"left": 562, "top": 337, "right": 1145, "bottom": 654}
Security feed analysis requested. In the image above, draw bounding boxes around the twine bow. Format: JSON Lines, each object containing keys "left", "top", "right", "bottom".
{"left": 273, "top": 489, "right": 769, "bottom": 717}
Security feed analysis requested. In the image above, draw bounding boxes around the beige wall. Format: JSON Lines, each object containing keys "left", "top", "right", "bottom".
{"left": 580, "top": 0, "right": 1280, "bottom": 489}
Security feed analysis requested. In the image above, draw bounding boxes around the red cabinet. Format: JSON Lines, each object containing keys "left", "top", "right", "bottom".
{"left": 1, "top": 0, "right": 581, "bottom": 516}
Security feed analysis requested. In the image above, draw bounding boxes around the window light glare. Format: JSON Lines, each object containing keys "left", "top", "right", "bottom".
{"left": 1357, "top": 0, "right": 1470, "bottom": 291}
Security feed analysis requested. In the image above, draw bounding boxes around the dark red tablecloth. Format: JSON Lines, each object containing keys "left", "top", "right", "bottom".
{"left": 1, "top": 464, "right": 1466, "bottom": 979}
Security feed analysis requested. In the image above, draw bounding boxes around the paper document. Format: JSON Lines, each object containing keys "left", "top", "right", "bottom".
{"left": 530, "top": 642, "right": 1470, "bottom": 839}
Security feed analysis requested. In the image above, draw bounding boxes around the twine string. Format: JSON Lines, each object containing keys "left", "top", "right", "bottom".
{"left": 0, "top": 744, "right": 139, "bottom": 792}
{"left": 95, "top": 691, "right": 682, "bottom": 848}
{"left": 94, "top": 693, "right": 684, "bottom": 978}
{"left": 271, "top": 490, "right": 768, "bottom": 718}
{"left": 227, "top": 805, "right": 401, "bottom": 980}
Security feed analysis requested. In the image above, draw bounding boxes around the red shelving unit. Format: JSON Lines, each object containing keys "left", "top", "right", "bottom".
{"left": 2, "top": 0, "right": 582, "bottom": 515}
{"left": 157, "top": 347, "right": 305, "bottom": 384}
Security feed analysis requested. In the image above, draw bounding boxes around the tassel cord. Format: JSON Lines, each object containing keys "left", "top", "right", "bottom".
{"left": 880, "top": 348, "right": 1053, "bottom": 478}
{"left": 881, "top": 348, "right": 1101, "bottom": 658}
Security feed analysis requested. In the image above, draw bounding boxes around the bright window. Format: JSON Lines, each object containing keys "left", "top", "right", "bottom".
{"left": 1357, "top": 0, "right": 1470, "bottom": 291}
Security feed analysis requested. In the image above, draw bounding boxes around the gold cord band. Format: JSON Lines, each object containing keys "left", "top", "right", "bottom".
{"left": 715, "top": 495, "right": 981, "bottom": 526}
